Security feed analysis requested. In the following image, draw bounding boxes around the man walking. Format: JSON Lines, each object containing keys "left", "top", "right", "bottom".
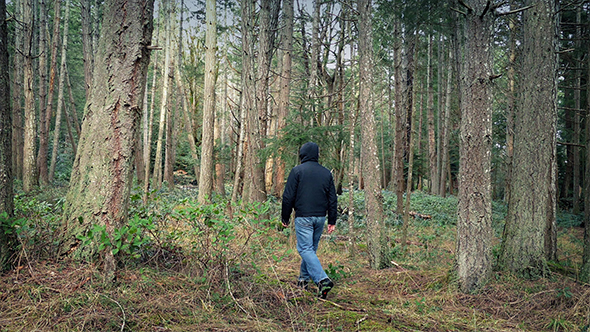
{"left": 282, "top": 142, "right": 338, "bottom": 299}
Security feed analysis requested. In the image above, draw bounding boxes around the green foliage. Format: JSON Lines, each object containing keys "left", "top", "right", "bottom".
{"left": 77, "top": 215, "right": 155, "bottom": 260}
{"left": 324, "top": 261, "right": 349, "bottom": 282}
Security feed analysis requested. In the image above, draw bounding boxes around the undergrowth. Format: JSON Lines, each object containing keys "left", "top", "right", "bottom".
{"left": 1, "top": 188, "right": 589, "bottom": 331}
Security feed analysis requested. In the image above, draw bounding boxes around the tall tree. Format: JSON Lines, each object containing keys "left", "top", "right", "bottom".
{"left": 582, "top": 28, "right": 590, "bottom": 284}
{"left": 48, "top": 0, "right": 71, "bottom": 182}
{"left": 59, "top": 0, "right": 154, "bottom": 280}
{"left": 272, "top": 0, "right": 294, "bottom": 197}
{"left": 456, "top": 0, "right": 494, "bottom": 292}
{"left": 358, "top": 0, "right": 383, "bottom": 269}
{"left": 0, "top": 0, "right": 15, "bottom": 270}
{"left": 152, "top": 0, "right": 172, "bottom": 189}
{"left": 500, "top": 0, "right": 558, "bottom": 278}
{"left": 81, "top": 0, "right": 94, "bottom": 98}
{"left": 37, "top": 0, "right": 48, "bottom": 182}
{"left": 12, "top": 0, "right": 23, "bottom": 181}
{"left": 22, "top": 0, "right": 37, "bottom": 193}
{"left": 198, "top": 0, "right": 217, "bottom": 204}
{"left": 426, "top": 34, "right": 437, "bottom": 194}
{"left": 38, "top": 0, "right": 61, "bottom": 185}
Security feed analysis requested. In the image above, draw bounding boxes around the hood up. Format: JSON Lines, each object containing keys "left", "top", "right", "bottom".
{"left": 299, "top": 142, "right": 319, "bottom": 163}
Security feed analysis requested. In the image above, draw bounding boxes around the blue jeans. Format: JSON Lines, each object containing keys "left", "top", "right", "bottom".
{"left": 295, "top": 216, "right": 329, "bottom": 284}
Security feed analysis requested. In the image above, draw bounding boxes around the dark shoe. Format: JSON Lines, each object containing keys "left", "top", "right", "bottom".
{"left": 317, "top": 278, "right": 334, "bottom": 299}
{"left": 297, "top": 279, "right": 310, "bottom": 290}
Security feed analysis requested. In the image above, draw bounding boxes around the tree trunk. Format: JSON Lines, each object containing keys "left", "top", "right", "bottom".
{"left": 198, "top": 0, "right": 217, "bottom": 203}
{"left": 49, "top": 0, "right": 71, "bottom": 183}
{"left": 273, "top": 0, "right": 294, "bottom": 198}
{"left": 143, "top": 12, "right": 160, "bottom": 202}
{"left": 0, "top": 0, "right": 16, "bottom": 270}
{"left": 59, "top": 0, "right": 154, "bottom": 281}
{"left": 358, "top": 0, "right": 383, "bottom": 270}
{"left": 439, "top": 47, "right": 453, "bottom": 197}
{"left": 81, "top": 0, "right": 94, "bottom": 99}
{"left": 22, "top": 0, "right": 37, "bottom": 193}
{"left": 504, "top": 0, "right": 516, "bottom": 203}
{"left": 572, "top": 7, "right": 581, "bottom": 214}
{"left": 499, "top": 0, "right": 558, "bottom": 278}
{"left": 427, "top": 35, "right": 437, "bottom": 195}
{"left": 152, "top": 1, "right": 172, "bottom": 190}
{"left": 582, "top": 28, "right": 590, "bottom": 283}
{"left": 12, "top": 0, "right": 23, "bottom": 181}
{"left": 401, "top": 86, "right": 416, "bottom": 253}
{"left": 39, "top": 0, "right": 61, "bottom": 185}
{"left": 393, "top": 17, "right": 406, "bottom": 216}
{"left": 37, "top": 0, "right": 48, "bottom": 183}
{"left": 456, "top": 0, "right": 494, "bottom": 293}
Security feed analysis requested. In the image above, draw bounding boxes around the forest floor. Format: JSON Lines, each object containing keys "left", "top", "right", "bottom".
{"left": 1, "top": 189, "right": 589, "bottom": 331}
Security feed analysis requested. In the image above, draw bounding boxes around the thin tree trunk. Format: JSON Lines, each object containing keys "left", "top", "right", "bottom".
{"left": 37, "top": 0, "right": 48, "bottom": 183}
{"left": 273, "top": 0, "right": 294, "bottom": 197}
{"left": 439, "top": 47, "right": 453, "bottom": 197}
{"left": 572, "top": 7, "right": 581, "bottom": 214}
{"left": 152, "top": 1, "right": 172, "bottom": 189}
{"left": 504, "top": 0, "right": 517, "bottom": 203}
{"left": 427, "top": 35, "right": 437, "bottom": 195}
{"left": 582, "top": 28, "right": 590, "bottom": 283}
{"left": 198, "top": 0, "right": 217, "bottom": 203}
{"left": 12, "top": 0, "right": 23, "bottom": 181}
{"left": 22, "top": 0, "right": 37, "bottom": 192}
{"left": 39, "top": 0, "right": 61, "bottom": 185}
{"left": 358, "top": 0, "right": 383, "bottom": 270}
{"left": 49, "top": 0, "right": 71, "bottom": 182}
{"left": 65, "top": 66, "right": 81, "bottom": 137}
{"left": 60, "top": 0, "right": 154, "bottom": 281}
{"left": 0, "top": 0, "right": 16, "bottom": 270}
{"left": 393, "top": 17, "right": 406, "bottom": 216}
{"left": 401, "top": 87, "right": 416, "bottom": 253}
{"left": 143, "top": 9, "right": 160, "bottom": 202}
{"left": 81, "top": 0, "right": 93, "bottom": 98}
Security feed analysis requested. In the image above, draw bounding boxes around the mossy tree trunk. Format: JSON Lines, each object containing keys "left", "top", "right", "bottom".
{"left": 59, "top": 0, "right": 154, "bottom": 280}
{"left": 499, "top": 0, "right": 558, "bottom": 279}
{"left": 0, "top": 0, "right": 16, "bottom": 270}
{"left": 456, "top": 0, "right": 494, "bottom": 293}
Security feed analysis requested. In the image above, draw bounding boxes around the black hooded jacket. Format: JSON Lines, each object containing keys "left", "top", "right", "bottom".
{"left": 281, "top": 142, "right": 338, "bottom": 225}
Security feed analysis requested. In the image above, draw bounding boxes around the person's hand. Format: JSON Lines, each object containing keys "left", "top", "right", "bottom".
{"left": 282, "top": 221, "right": 289, "bottom": 228}
{"left": 327, "top": 224, "right": 336, "bottom": 234}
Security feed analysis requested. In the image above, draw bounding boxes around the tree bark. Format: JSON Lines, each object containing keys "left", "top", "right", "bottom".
{"left": 152, "top": 0, "right": 172, "bottom": 189}
{"left": 393, "top": 16, "right": 406, "bottom": 216}
{"left": 22, "top": 0, "right": 37, "bottom": 193}
{"left": 49, "top": 0, "right": 71, "bottom": 183}
{"left": 59, "top": 0, "right": 154, "bottom": 281}
{"left": 273, "top": 0, "right": 294, "bottom": 198}
{"left": 358, "top": 0, "right": 383, "bottom": 269}
{"left": 456, "top": 0, "right": 494, "bottom": 293}
{"left": 36, "top": 0, "right": 48, "bottom": 183}
{"left": 12, "top": 0, "right": 23, "bottom": 181}
{"left": 427, "top": 35, "right": 437, "bottom": 195}
{"left": 439, "top": 47, "right": 453, "bottom": 198}
{"left": 582, "top": 26, "right": 590, "bottom": 283}
{"left": 198, "top": 0, "right": 217, "bottom": 204}
{"left": 499, "top": 0, "right": 558, "bottom": 278}
{"left": 39, "top": 0, "right": 61, "bottom": 185}
{"left": 0, "top": 0, "right": 16, "bottom": 270}
{"left": 81, "top": 0, "right": 94, "bottom": 99}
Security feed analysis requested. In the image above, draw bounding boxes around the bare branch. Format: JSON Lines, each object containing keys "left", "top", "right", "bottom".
{"left": 496, "top": 4, "right": 535, "bottom": 16}
{"left": 458, "top": 0, "right": 473, "bottom": 12}
{"left": 451, "top": 7, "right": 467, "bottom": 15}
